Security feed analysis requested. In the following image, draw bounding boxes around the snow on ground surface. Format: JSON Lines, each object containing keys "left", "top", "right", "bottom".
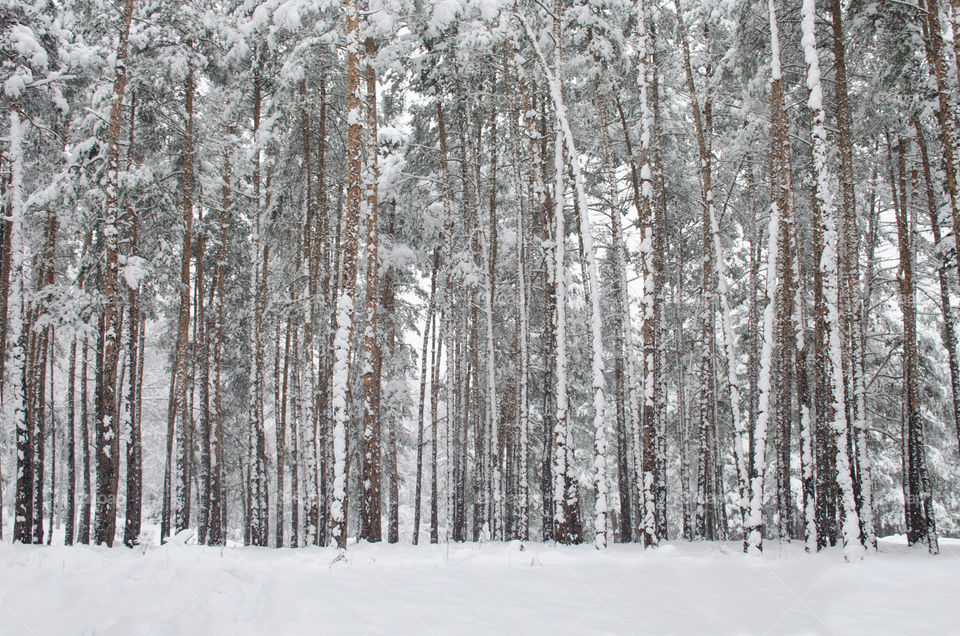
{"left": 1, "top": 536, "right": 958, "bottom": 635}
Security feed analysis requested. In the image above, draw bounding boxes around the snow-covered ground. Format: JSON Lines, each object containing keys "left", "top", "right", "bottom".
{"left": 1, "top": 536, "right": 957, "bottom": 635}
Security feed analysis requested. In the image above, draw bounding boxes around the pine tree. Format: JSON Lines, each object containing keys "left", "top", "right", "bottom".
{"left": 94, "top": 0, "right": 136, "bottom": 547}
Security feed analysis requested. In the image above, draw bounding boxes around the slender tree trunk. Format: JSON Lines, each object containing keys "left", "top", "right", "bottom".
{"left": 360, "top": 31, "right": 382, "bottom": 543}
{"left": 196, "top": 198, "right": 210, "bottom": 545}
{"left": 9, "top": 105, "right": 31, "bottom": 545}
{"left": 429, "top": 310, "right": 442, "bottom": 544}
{"left": 600, "top": 91, "right": 632, "bottom": 543}
{"left": 675, "top": 0, "right": 721, "bottom": 541}
{"left": 413, "top": 252, "right": 438, "bottom": 544}
{"left": 78, "top": 331, "right": 91, "bottom": 544}
{"left": 207, "top": 144, "right": 231, "bottom": 546}
{"left": 510, "top": 62, "right": 531, "bottom": 542}
{"left": 893, "top": 139, "right": 939, "bottom": 554}
{"left": 276, "top": 322, "right": 291, "bottom": 547}
{"left": 173, "top": 65, "right": 195, "bottom": 536}
{"left": 746, "top": 0, "right": 785, "bottom": 554}
{"left": 123, "top": 96, "right": 142, "bottom": 548}
{"left": 800, "top": 0, "right": 829, "bottom": 550}
{"left": 65, "top": 335, "right": 77, "bottom": 545}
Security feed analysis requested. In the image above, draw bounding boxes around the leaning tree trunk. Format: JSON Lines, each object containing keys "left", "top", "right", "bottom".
{"left": 914, "top": 120, "right": 960, "bottom": 459}
{"left": 520, "top": 0, "right": 608, "bottom": 548}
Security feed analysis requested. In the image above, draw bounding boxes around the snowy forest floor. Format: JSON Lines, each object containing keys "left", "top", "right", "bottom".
{"left": 0, "top": 535, "right": 957, "bottom": 635}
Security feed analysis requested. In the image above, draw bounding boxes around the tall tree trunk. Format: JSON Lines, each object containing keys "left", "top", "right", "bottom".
{"left": 207, "top": 144, "right": 231, "bottom": 546}
{"left": 196, "top": 197, "right": 210, "bottom": 546}
{"left": 520, "top": 0, "right": 607, "bottom": 547}
{"left": 600, "top": 91, "right": 633, "bottom": 543}
{"left": 65, "top": 336, "right": 77, "bottom": 545}
{"left": 636, "top": 0, "right": 662, "bottom": 547}
{"left": 745, "top": 0, "right": 785, "bottom": 554}
{"left": 893, "top": 138, "right": 939, "bottom": 555}
{"left": 429, "top": 309, "right": 442, "bottom": 544}
{"left": 360, "top": 32, "right": 382, "bottom": 543}
{"left": 332, "top": 0, "right": 365, "bottom": 550}
{"left": 413, "top": 252, "right": 438, "bottom": 544}
{"left": 78, "top": 330, "right": 91, "bottom": 544}
{"left": 123, "top": 95, "right": 142, "bottom": 548}
{"left": 675, "top": 0, "right": 720, "bottom": 541}
{"left": 9, "top": 105, "right": 31, "bottom": 544}
{"left": 831, "top": 0, "right": 874, "bottom": 551}
{"left": 800, "top": 0, "right": 828, "bottom": 550}
{"left": 94, "top": 0, "right": 136, "bottom": 547}
{"left": 510, "top": 62, "right": 531, "bottom": 542}
{"left": 173, "top": 65, "right": 195, "bottom": 536}
{"left": 277, "top": 322, "right": 291, "bottom": 547}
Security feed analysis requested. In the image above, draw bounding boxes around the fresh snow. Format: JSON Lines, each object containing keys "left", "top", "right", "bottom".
{"left": 0, "top": 537, "right": 957, "bottom": 635}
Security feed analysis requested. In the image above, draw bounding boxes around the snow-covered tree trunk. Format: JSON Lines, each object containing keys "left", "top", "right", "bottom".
{"left": 745, "top": 0, "right": 785, "bottom": 554}
{"left": 275, "top": 323, "right": 290, "bottom": 547}
{"left": 94, "top": 0, "right": 136, "bottom": 547}
{"left": 892, "top": 139, "right": 938, "bottom": 555}
{"left": 207, "top": 145, "right": 231, "bottom": 547}
{"left": 173, "top": 65, "right": 195, "bottom": 538}
{"left": 480, "top": 117, "right": 499, "bottom": 542}
{"left": 290, "top": 322, "right": 303, "bottom": 547}
{"left": 435, "top": 100, "right": 459, "bottom": 543}
{"left": 650, "top": 39, "right": 669, "bottom": 541}
{"left": 8, "top": 106, "right": 31, "bottom": 545}
{"left": 360, "top": 31, "right": 382, "bottom": 544}
{"left": 635, "top": 0, "right": 660, "bottom": 548}
{"left": 245, "top": 56, "right": 271, "bottom": 548}
{"left": 196, "top": 205, "right": 210, "bottom": 547}
{"left": 527, "top": 90, "right": 556, "bottom": 543}
{"left": 510, "top": 64, "right": 530, "bottom": 541}
{"left": 520, "top": 0, "right": 608, "bottom": 547}
{"left": 330, "top": 0, "right": 365, "bottom": 550}
{"left": 774, "top": 140, "right": 797, "bottom": 544}
{"left": 413, "top": 253, "right": 438, "bottom": 544}
{"left": 78, "top": 327, "right": 91, "bottom": 545}
{"left": 429, "top": 305, "right": 442, "bottom": 544}
{"left": 831, "top": 0, "right": 874, "bottom": 551}
{"left": 306, "top": 78, "right": 328, "bottom": 547}
{"left": 549, "top": 126, "right": 575, "bottom": 544}
{"left": 65, "top": 335, "right": 77, "bottom": 546}
{"left": 123, "top": 96, "right": 142, "bottom": 548}
{"left": 675, "top": 0, "right": 720, "bottom": 540}
{"left": 800, "top": 0, "right": 830, "bottom": 552}
{"left": 599, "top": 91, "right": 634, "bottom": 543}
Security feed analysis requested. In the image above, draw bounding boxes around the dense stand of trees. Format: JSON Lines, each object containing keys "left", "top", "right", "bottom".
{"left": 2, "top": 0, "right": 959, "bottom": 555}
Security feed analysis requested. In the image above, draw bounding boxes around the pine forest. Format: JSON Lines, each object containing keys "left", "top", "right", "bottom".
{"left": 2, "top": 0, "right": 960, "bottom": 632}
